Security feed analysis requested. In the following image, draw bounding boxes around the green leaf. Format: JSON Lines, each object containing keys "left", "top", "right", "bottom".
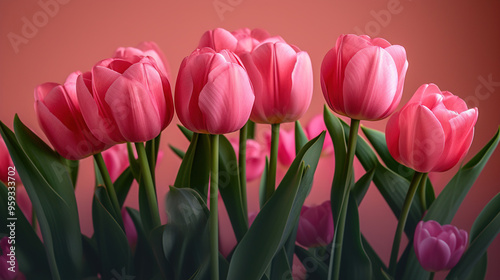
{"left": 295, "top": 120, "right": 309, "bottom": 154}
{"left": 362, "top": 235, "right": 388, "bottom": 280}
{"left": 403, "top": 128, "right": 500, "bottom": 280}
{"left": 114, "top": 167, "right": 135, "bottom": 208}
{"left": 218, "top": 135, "right": 248, "bottom": 241}
{"left": 81, "top": 235, "right": 100, "bottom": 278}
{"left": 227, "top": 132, "right": 325, "bottom": 280}
{"left": 92, "top": 187, "right": 132, "bottom": 279}
{"left": 352, "top": 168, "right": 375, "bottom": 205}
{"left": 60, "top": 157, "right": 79, "bottom": 188}
{"left": 447, "top": 192, "right": 500, "bottom": 279}
{"left": 164, "top": 187, "right": 210, "bottom": 280}
{"left": 0, "top": 117, "right": 82, "bottom": 279}
{"left": 174, "top": 133, "right": 210, "bottom": 201}
{"left": 270, "top": 248, "right": 292, "bottom": 280}
{"left": 295, "top": 246, "right": 329, "bottom": 278}
{"left": 339, "top": 195, "right": 372, "bottom": 280}
{"left": 178, "top": 124, "right": 194, "bottom": 141}
{"left": 462, "top": 253, "right": 487, "bottom": 280}
{"left": 0, "top": 183, "right": 51, "bottom": 278}
{"left": 169, "top": 144, "right": 185, "bottom": 159}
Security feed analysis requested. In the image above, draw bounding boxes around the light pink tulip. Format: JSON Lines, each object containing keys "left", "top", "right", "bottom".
{"left": 296, "top": 200, "right": 334, "bottom": 248}
{"left": 414, "top": 220, "right": 468, "bottom": 272}
{"left": 35, "top": 72, "right": 108, "bottom": 160}
{"left": 113, "top": 41, "right": 170, "bottom": 79}
{"left": 386, "top": 83, "right": 478, "bottom": 172}
{"left": 76, "top": 56, "right": 174, "bottom": 144}
{"left": 229, "top": 138, "right": 266, "bottom": 181}
{"left": 0, "top": 237, "right": 25, "bottom": 280}
{"left": 175, "top": 48, "right": 254, "bottom": 134}
{"left": 265, "top": 127, "right": 295, "bottom": 166}
{"left": 321, "top": 34, "right": 408, "bottom": 120}
{"left": 240, "top": 41, "right": 313, "bottom": 124}
{"left": 305, "top": 114, "right": 333, "bottom": 155}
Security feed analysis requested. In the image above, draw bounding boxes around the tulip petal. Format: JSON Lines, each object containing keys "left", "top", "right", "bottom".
{"left": 320, "top": 47, "right": 345, "bottom": 114}
{"left": 198, "top": 28, "right": 238, "bottom": 52}
{"left": 198, "top": 63, "right": 254, "bottom": 134}
{"left": 380, "top": 45, "right": 408, "bottom": 118}
{"left": 398, "top": 104, "right": 445, "bottom": 172}
{"left": 417, "top": 238, "right": 452, "bottom": 272}
{"left": 287, "top": 51, "right": 313, "bottom": 122}
{"left": 105, "top": 76, "right": 162, "bottom": 142}
{"left": 386, "top": 111, "right": 402, "bottom": 163}
{"left": 343, "top": 46, "right": 398, "bottom": 120}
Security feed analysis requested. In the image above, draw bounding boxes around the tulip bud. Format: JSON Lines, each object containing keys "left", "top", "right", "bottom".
{"left": 414, "top": 220, "right": 468, "bottom": 272}
{"left": 321, "top": 34, "right": 408, "bottom": 120}
{"left": 296, "top": 201, "right": 334, "bottom": 248}
{"left": 76, "top": 56, "right": 174, "bottom": 144}
{"left": 113, "top": 41, "right": 170, "bottom": 79}
{"left": 175, "top": 48, "right": 254, "bottom": 134}
{"left": 240, "top": 41, "right": 313, "bottom": 124}
{"left": 386, "top": 83, "right": 478, "bottom": 172}
{"left": 34, "top": 72, "right": 108, "bottom": 160}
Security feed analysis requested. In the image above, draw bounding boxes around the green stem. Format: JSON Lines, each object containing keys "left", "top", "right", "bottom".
{"left": 429, "top": 272, "right": 435, "bottom": 280}
{"left": 419, "top": 173, "right": 429, "bottom": 211}
{"left": 330, "top": 119, "right": 360, "bottom": 280}
{"left": 94, "top": 153, "right": 121, "bottom": 221}
{"left": 239, "top": 123, "right": 249, "bottom": 220}
{"left": 247, "top": 120, "right": 256, "bottom": 139}
{"left": 265, "top": 123, "right": 280, "bottom": 203}
{"left": 388, "top": 171, "right": 425, "bottom": 276}
{"left": 135, "top": 142, "right": 161, "bottom": 229}
{"left": 210, "top": 134, "right": 220, "bottom": 280}
{"left": 31, "top": 207, "right": 37, "bottom": 231}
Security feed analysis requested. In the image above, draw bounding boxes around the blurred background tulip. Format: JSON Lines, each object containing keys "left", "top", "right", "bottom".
{"left": 113, "top": 41, "right": 171, "bottom": 79}
{"left": 296, "top": 200, "right": 334, "bottom": 248}
{"left": 229, "top": 138, "right": 265, "bottom": 182}
{"left": 414, "top": 220, "right": 468, "bottom": 272}
{"left": 76, "top": 56, "right": 174, "bottom": 144}
{"left": 0, "top": 138, "right": 20, "bottom": 184}
{"left": 321, "top": 34, "right": 408, "bottom": 121}
{"left": 240, "top": 41, "right": 313, "bottom": 124}
{"left": 34, "top": 72, "right": 108, "bottom": 160}
{"left": 121, "top": 208, "right": 138, "bottom": 252}
{"left": 175, "top": 48, "right": 254, "bottom": 134}
{"left": 305, "top": 114, "right": 333, "bottom": 156}
{"left": 386, "top": 83, "right": 478, "bottom": 173}
{"left": 264, "top": 127, "right": 295, "bottom": 167}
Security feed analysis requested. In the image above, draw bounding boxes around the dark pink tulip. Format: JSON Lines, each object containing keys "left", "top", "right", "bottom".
{"left": 113, "top": 41, "right": 170, "bottom": 79}
{"left": 229, "top": 138, "right": 266, "bottom": 181}
{"left": 122, "top": 208, "right": 138, "bottom": 252}
{"left": 386, "top": 84, "right": 478, "bottom": 172}
{"left": 0, "top": 237, "right": 25, "bottom": 280}
{"left": 34, "top": 72, "right": 108, "bottom": 160}
{"left": 241, "top": 41, "right": 313, "bottom": 124}
{"left": 296, "top": 201, "right": 334, "bottom": 248}
{"left": 321, "top": 34, "right": 408, "bottom": 120}
{"left": 414, "top": 220, "right": 468, "bottom": 272}
{"left": 77, "top": 56, "right": 174, "bottom": 144}
{"left": 175, "top": 48, "right": 254, "bottom": 134}
{"left": 0, "top": 138, "right": 18, "bottom": 184}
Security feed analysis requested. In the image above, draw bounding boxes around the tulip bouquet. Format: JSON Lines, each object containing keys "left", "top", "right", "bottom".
{"left": 1, "top": 28, "right": 499, "bottom": 280}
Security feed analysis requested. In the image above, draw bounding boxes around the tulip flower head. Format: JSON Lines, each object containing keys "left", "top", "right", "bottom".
{"left": 296, "top": 201, "right": 334, "bottom": 248}
{"left": 386, "top": 83, "right": 478, "bottom": 172}
{"left": 321, "top": 34, "right": 408, "bottom": 120}
{"left": 35, "top": 72, "right": 108, "bottom": 160}
{"left": 175, "top": 48, "right": 254, "bottom": 134}
{"left": 113, "top": 41, "right": 171, "bottom": 79}
{"left": 240, "top": 41, "right": 313, "bottom": 124}
{"left": 77, "top": 56, "right": 174, "bottom": 144}
{"left": 414, "top": 220, "right": 468, "bottom": 272}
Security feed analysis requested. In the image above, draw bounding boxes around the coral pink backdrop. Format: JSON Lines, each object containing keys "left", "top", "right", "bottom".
{"left": 1, "top": 0, "right": 499, "bottom": 279}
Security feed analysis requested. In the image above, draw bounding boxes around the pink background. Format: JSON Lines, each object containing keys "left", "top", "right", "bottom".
{"left": 1, "top": 0, "right": 499, "bottom": 278}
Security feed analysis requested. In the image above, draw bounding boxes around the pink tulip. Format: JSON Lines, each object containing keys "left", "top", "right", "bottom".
{"left": 76, "top": 56, "right": 174, "bottom": 144}
{"left": 321, "top": 34, "right": 408, "bottom": 120}
{"left": 0, "top": 237, "right": 25, "bottom": 280}
{"left": 34, "top": 72, "right": 108, "bottom": 160}
{"left": 175, "top": 48, "right": 254, "bottom": 134}
{"left": 113, "top": 41, "right": 170, "bottom": 79}
{"left": 240, "top": 41, "right": 313, "bottom": 124}
{"left": 414, "top": 220, "right": 468, "bottom": 272}
{"left": 231, "top": 28, "right": 284, "bottom": 55}
{"left": 386, "top": 83, "right": 478, "bottom": 172}
{"left": 265, "top": 127, "right": 295, "bottom": 166}
{"left": 296, "top": 201, "right": 334, "bottom": 248}
{"left": 229, "top": 138, "right": 266, "bottom": 181}
{"left": 0, "top": 138, "right": 19, "bottom": 185}
{"left": 305, "top": 114, "right": 333, "bottom": 155}
{"left": 122, "top": 208, "right": 138, "bottom": 252}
